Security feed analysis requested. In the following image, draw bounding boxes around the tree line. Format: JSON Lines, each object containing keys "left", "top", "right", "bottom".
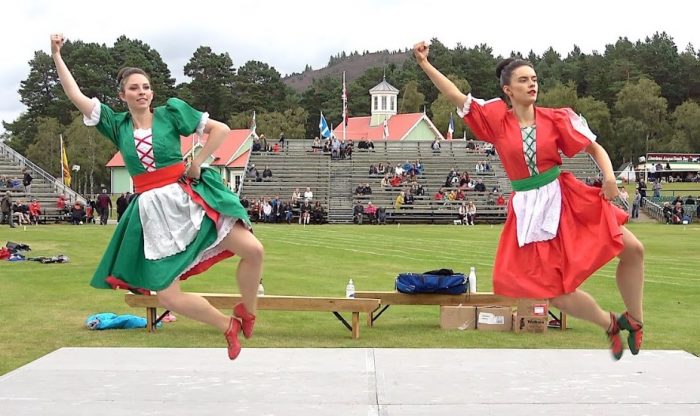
{"left": 3, "top": 32, "right": 700, "bottom": 193}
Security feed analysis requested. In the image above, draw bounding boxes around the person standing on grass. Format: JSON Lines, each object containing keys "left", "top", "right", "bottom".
{"left": 414, "top": 41, "right": 645, "bottom": 360}
{"left": 51, "top": 34, "right": 263, "bottom": 360}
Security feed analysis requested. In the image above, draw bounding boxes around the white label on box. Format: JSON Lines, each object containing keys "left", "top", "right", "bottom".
{"left": 533, "top": 306, "right": 546, "bottom": 315}
{"left": 478, "top": 312, "right": 505, "bottom": 325}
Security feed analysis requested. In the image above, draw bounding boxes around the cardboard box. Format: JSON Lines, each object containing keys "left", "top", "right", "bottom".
{"left": 514, "top": 299, "right": 549, "bottom": 333}
{"left": 440, "top": 305, "right": 476, "bottom": 330}
{"left": 476, "top": 306, "right": 513, "bottom": 331}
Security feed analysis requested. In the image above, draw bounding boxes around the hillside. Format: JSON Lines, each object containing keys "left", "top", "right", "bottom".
{"left": 283, "top": 50, "right": 411, "bottom": 92}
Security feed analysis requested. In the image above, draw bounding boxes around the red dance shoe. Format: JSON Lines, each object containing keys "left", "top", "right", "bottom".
{"left": 617, "top": 312, "right": 644, "bottom": 355}
{"left": 607, "top": 312, "right": 624, "bottom": 361}
{"left": 234, "top": 302, "right": 256, "bottom": 339}
{"left": 224, "top": 318, "right": 242, "bottom": 360}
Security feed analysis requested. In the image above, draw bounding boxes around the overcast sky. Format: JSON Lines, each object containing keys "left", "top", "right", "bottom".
{"left": 1, "top": 0, "right": 698, "bottom": 133}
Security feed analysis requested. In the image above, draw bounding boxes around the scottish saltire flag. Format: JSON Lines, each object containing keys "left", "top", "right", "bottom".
{"left": 319, "top": 112, "right": 331, "bottom": 138}
{"left": 447, "top": 112, "right": 454, "bottom": 140}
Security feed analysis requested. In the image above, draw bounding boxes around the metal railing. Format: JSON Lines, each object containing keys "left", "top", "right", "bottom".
{"left": 0, "top": 141, "right": 85, "bottom": 205}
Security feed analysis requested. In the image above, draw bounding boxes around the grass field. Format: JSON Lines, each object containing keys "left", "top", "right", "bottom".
{"left": 1, "top": 221, "right": 699, "bottom": 375}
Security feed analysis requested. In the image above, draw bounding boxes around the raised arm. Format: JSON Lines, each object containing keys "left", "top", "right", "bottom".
{"left": 187, "top": 118, "right": 231, "bottom": 179}
{"left": 50, "top": 34, "right": 94, "bottom": 117}
{"left": 413, "top": 41, "right": 468, "bottom": 109}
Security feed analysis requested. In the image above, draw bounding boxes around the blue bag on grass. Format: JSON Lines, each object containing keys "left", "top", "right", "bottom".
{"left": 395, "top": 270, "right": 468, "bottom": 294}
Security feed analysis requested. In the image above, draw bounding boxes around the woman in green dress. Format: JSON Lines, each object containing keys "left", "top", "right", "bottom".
{"left": 51, "top": 34, "right": 261, "bottom": 360}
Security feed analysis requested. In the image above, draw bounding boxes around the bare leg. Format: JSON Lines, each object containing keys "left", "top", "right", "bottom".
{"left": 157, "top": 280, "right": 230, "bottom": 332}
{"left": 616, "top": 226, "right": 645, "bottom": 322}
{"left": 550, "top": 290, "right": 611, "bottom": 330}
{"left": 217, "top": 221, "right": 264, "bottom": 316}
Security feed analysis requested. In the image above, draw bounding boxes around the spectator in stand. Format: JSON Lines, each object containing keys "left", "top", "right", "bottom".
{"left": 262, "top": 166, "right": 273, "bottom": 180}
{"left": 312, "top": 201, "right": 325, "bottom": 223}
{"left": 278, "top": 132, "right": 286, "bottom": 150}
{"left": 299, "top": 199, "right": 312, "bottom": 225}
{"left": 353, "top": 201, "right": 364, "bottom": 224}
{"left": 116, "top": 193, "right": 128, "bottom": 223}
{"left": 662, "top": 202, "right": 673, "bottom": 224}
{"left": 97, "top": 189, "right": 112, "bottom": 225}
{"left": 354, "top": 184, "right": 364, "bottom": 195}
{"left": 23, "top": 169, "right": 33, "bottom": 197}
{"left": 671, "top": 202, "right": 685, "bottom": 224}
{"left": 431, "top": 137, "right": 441, "bottom": 151}
{"left": 28, "top": 199, "right": 42, "bottom": 225}
{"left": 363, "top": 183, "right": 373, "bottom": 195}
{"left": 57, "top": 194, "right": 68, "bottom": 215}
{"left": 251, "top": 136, "right": 261, "bottom": 152}
{"left": 282, "top": 200, "right": 293, "bottom": 224}
{"left": 404, "top": 191, "right": 414, "bottom": 206}
{"left": 474, "top": 179, "right": 486, "bottom": 193}
{"left": 311, "top": 136, "right": 322, "bottom": 152}
{"left": 496, "top": 194, "right": 506, "bottom": 206}
{"left": 467, "top": 201, "right": 477, "bottom": 226}
{"left": 458, "top": 202, "right": 468, "bottom": 225}
{"left": 13, "top": 200, "right": 30, "bottom": 225}
{"left": 684, "top": 195, "right": 696, "bottom": 205}
{"left": 434, "top": 188, "right": 445, "bottom": 201}
{"left": 322, "top": 139, "right": 331, "bottom": 153}
{"left": 303, "top": 187, "right": 313, "bottom": 200}
{"left": 380, "top": 174, "right": 390, "bottom": 187}
{"left": 366, "top": 138, "right": 375, "bottom": 150}
{"left": 331, "top": 136, "right": 340, "bottom": 159}
{"left": 259, "top": 134, "right": 268, "bottom": 152}
{"left": 389, "top": 175, "right": 402, "bottom": 187}
{"left": 394, "top": 191, "right": 405, "bottom": 211}
{"left": 364, "top": 201, "right": 377, "bottom": 224}
{"left": 271, "top": 143, "right": 280, "bottom": 153}
{"left": 292, "top": 188, "right": 301, "bottom": 207}
{"left": 377, "top": 163, "right": 385, "bottom": 175}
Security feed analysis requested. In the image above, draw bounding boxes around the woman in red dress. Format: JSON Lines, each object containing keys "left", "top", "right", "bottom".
{"left": 414, "top": 41, "right": 644, "bottom": 360}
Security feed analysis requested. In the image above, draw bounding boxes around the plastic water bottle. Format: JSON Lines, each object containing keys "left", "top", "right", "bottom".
{"left": 468, "top": 267, "right": 477, "bottom": 293}
{"left": 257, "top": 280, "right": 265, "bottom": 297}
{"left": 345, "top": 279, "right": 355, "bottom": 298}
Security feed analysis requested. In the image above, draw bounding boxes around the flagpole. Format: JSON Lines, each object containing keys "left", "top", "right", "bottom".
{"left": 59, "top": 134, "right": 65, "bottom": 186}
{"left": 342, "top": 71, "right": 346, "bottom": 142}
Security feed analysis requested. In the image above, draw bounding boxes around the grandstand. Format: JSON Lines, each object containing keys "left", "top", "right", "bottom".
{"left": 240, "top": 139, "right": 601, "bottom": 224}
{"left": 0, "top": 142, "right": 83, "bottom": 223}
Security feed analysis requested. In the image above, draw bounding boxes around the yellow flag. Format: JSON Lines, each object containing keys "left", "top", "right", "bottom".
{"left": 61, "top": 138, "right": 71, "bottom": 187}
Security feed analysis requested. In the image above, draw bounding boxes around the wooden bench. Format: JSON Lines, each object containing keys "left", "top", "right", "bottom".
{"left": 125, "top": 293, "right": 380, "bottom": 339}
{"left": 354, "top": 291, "right": 567, "bottom": 330}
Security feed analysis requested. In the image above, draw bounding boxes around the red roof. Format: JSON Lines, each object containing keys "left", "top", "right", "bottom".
{"left": 106, "top": 129, "right": 252, "bottom": 167}
{"left": 331, "top": 113, "right": 432, "bottom": 141}
{"left": 227, "top": 150, "right": 250, "bottom": 168}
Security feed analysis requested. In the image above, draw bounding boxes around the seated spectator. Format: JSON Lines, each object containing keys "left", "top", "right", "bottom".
{"left": 380, "top": 174, "right": 390, "bottom": 187}
{"left": 252, "top": 136, "right": 261, "bottom": 152}
{"left": 70, "top": 202, "right": 86, "bottom": 225}
{"left": 466, "top": 139, "right": 476, "bottom": 151}
{"left": 282, "top": 201, "right": 293, "bottom": 224}
{"left": 376, "top": 206, "right": 387, "bottom": 224}
{"left": 355, "top": 184, "right": 364, "bottom": 195}
{"left": 12, "top": 200, "right": 29, "bottom": 225}
{"left": 57, "top": 194, "right": 69, "bottom": 215}
{"left": 404, "top": 192, "right": 414, "bottom": 206}
{"left": 364, "top": 201, "right": 377, "bottom": 224}
{"left": 299, "top": 199, "right": 312, "bottom": 225}
{"left": 684, "top": 195, "right": 696, "bottom": 205}
{"left": 458, "top": 202, "right": 468, "bottom": 225}
{"left": 389, "top": 175, "right": 402, "bottom": 187}
{"left": 259, "top": 134, "right": 268, "bottom": 152}
{"left": 311, "top": 136, "right": 322, "bottom": 152}
{"left": 366, "top": 138, "right": 375, "bottom": 150}
{"left": 662, "top": 202, "right": 673, "bottom": 224}
{"left": 292, "top": 188, "right": 301, "bottom": 206}
{"left": 303, "top": 187, "right": 313, "bottom": 200}
{"left": 362, "top": 183, "right": 372, "bottom": 195}
{"left": 278, "top": 132, "right": 286, "bottom": 150}
{"left": 344, "top": 140, "right": 353, "bottom": 159}
{"left": 474, "top": 179, "right": 487, "bottom": 193}
{"left": 466, "top": 201, "right": 477, "bottom": 225}
{"left": 353, "top": 202, "right": 364, "bottom": 224}
{"left": 262, "top": 166, "right": 273, "bottom": 180}
{"left": 28, "top": 199, "right": 41, "bottom": 225}
{"left": 322, "top": 139, "right": 331, "bottom": 153}
{"left": 496, "top": 194, "right": 506, "bottom": 206}
{"left": 431, "top": 137, "right": 441, "bottom": 151}
{"left": 271, "top": 143, "right": 280, "bottom": 153}
{"left": 262, "top": 200, "right": 273, "bottom": 222}
{"left": 412, "top": 183, "right": 425, "bottom": 196}
{"left": 672, "top": 202, "right": 685, "bottom": 224}
{"left": 415, "top": 159, "right": 424, "bottom": 175}
{"left": 434, "top": 188, "right": 445, "bottom": 201}
{"left": 312, "top": 201, "right": 325, "bottom": 224}
{"left": 377, "top": 163, "right": 385, "bottom": 175}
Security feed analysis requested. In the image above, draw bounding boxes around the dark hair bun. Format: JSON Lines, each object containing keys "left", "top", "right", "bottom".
{"left": 495, "top": 58, "right": 515, "bottom": 80}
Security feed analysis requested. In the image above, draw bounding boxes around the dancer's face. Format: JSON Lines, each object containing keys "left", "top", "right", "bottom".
{"left": 119, "top": 74, "right": 154, "bottom": 112}
{"left": 503, "top": 65, "right": 538, "bottom": 107}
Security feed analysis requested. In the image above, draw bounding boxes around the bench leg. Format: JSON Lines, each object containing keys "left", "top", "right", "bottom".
{"left": 352, "top": 312, "right": 360, "bottom": 339}
{"left": 560, "top": 312, "right": 567, "bottom": 331}
{"left": 146, "top": 307, "right": 157, "bottom": 332}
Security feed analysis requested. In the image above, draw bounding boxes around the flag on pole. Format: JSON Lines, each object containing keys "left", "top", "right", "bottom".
{"left": 60, "top": 134, "right": 71, "bottom": 187}
{"left": 341, "top": 72, "right": 348, "bottom": 127}
{"left": 251, "top": 110, "right": 257, "bottom": 134}
{"left": 446, "top": 112, "right": 455, "bottom": 140}
{"left": 382, "top": 118, "right": 389, "bottom": 140}
{"left": 319, "top": 112, "right": 331, "bottom": 139}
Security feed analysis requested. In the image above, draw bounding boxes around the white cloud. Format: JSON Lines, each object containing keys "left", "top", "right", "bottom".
{"left": 2, "top": 0, "right": 698, "bottom": 132}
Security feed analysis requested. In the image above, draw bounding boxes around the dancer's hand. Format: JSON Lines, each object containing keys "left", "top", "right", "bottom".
{"left": 600, "top": 179, "right": 619, "bottom": 201}
{"left": 413, "top": 41, "right": 430, "bottom": 64}
{"left": 50, "top": 34, "right": 64, "bottom": 56}
{"left": 186, "top": 162, "right": 201, "bottom": 180}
